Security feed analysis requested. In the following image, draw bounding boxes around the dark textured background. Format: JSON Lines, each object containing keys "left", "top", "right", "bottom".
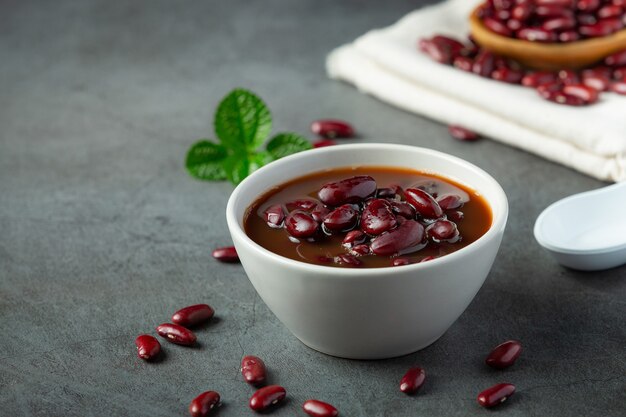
{"left": 1, "top": 0, "right": 624, "bottom": 416}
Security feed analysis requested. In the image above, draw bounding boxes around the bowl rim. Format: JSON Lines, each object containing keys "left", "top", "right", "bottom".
{"left": 226, "top": 143, "right": 508, "bottom": 277}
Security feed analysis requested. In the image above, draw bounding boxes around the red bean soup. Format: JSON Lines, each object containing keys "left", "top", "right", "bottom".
{"left": 244, "top": 166, "right": 492, "bottom": 268}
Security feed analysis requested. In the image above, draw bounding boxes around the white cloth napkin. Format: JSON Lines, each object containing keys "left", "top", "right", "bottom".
{"left": 327, "top": 0, "right": 626, "bottom": 182}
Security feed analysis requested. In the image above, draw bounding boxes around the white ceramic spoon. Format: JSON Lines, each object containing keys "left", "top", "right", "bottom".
{"left": 534, "top": 181, "right": 626, "bottom": 271}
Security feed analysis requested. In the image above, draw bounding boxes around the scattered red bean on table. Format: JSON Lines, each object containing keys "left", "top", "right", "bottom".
{"left": 486, "top": 340, "right": 523, "bottom": 369}
{"left": 189, "top": 391, "right": 221, "bottom": 417}
{"left": 302, "top": 399, "right": 339, "bottom": 417}
{"left": 249, "top": 385, "right": 287, "bottom": 412}
{"left": 155, "top": 323, "right": 197, "bottom": 346}
{"left": 311, "top": 119, "right": 355, "bottom": 139}
{"left": 134, "top": 334, "right": 161, "bottom": 361}
{"left": 211, "top": 246, "right": 239, "bottom": 263}
{"left": 172, "top": 304, "right": 215, "bottom": 328}
{"left": 399, "top": 367, "right": 426, "bottom": 394}
{"left": 477, "top": 383, "right": 516, "bottom": 408}
{"left": 241, "top": 355, "right": 267, "bottom": 385}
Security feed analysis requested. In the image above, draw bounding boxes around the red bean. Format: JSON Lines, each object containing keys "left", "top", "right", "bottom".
{"left": 472, "top": 50, "right": 496, "bottom": 77}
{"left": 405, "top": 188, "right": 444, "bottom": 220}
{"left": 579, "top": 18, "right": 623, "bottom": 37}
{"left": 263, "top": 204, "right": 285, "bottom": 228}
{"left": 189, "top": 391, "right": 220, "bottom": 417}
{"left": 376, "top": 187, "right": 397, "bottom": 199}
{"left": 491, "top": 67, "right": 523, "bottom": 83}
{"left": 613, "top": 66, "right": 626, "bottom": 80}
{"left": 536, "top": 81, "right": 562, "bottom": 99}
{"left": 446, "top": 210, "right": 465, "bottom": 222}
{"left": 212, "top": 246, "right": 239, "bottom": 263}
{"left": 390, "top": 201, "right": 416, "bottom": 219}
{"left": 241, "top": 355, "right": 267, "bottom": 385}
{"left": 609, "top": 80, "right": 626, "bottom": 94}
{"left": 360, "top": 199, "right": 397, "bottom": 235}
{"left": 156, "top": 323, "right": 197, "bottom": 346}
{"left": 342, "top": 230, "right": 366, "bottom": 247}
{"left": 172, "top": 304, "right": 215, "bottom": 327}
{"left": 542, "top": 89, "right": 587, "bottom": 105}
{"left": 426, "top": 219, "right": 460, "bottom": 243}
{"left": 453, "top": 56, "right": 474, "bottom": 72}
{"left": 249, "top": 385, "right": 286, "bottom": 412}
{"left": 577, "top": 0, "right": 600, "bottom": 12}
{"left": 535, "top": 5, "right": 574, "bottom": 18}
{"left": 318, "top": 175, "right": 377, "bottom": 206}
{"left": 323, "top": 204, "right": 358, "bottom": 232}
{"left": 486, "top": 340, "right": 522, "bottom": 369}
{"left": 286, "top": 198, "right": 319, "bottom": 212}
{"left": 437, "top": 194, "right": 463, "bottom": 210}
{"left": 420, "top": 255, "right": 436, "bottom": 263}
{"left": 483, "top": 16, "right": 513, "bottom": 36}
{"left": 558, "top": 69, "right": 580, "bottom": 85}
{"left": 313, "top": 139, "right": 337, "bottom": 148}
{"left": 562, "top": 84, "right": 600, "bottom": 103}
{"left": 558, "top": 30, "right": 580, "bottom": 42}
{"left": 535, "top": 0, "right": 573, "bottom": 6}
{"left": 392, "top": 257, "right": 411, "bottom": 266}
{"left": 448, "top": 125, "right": 479, "bottom": 141}
{"left": 512, "top": 4, "right": 533, "bottom": 21}
{"left": 334, "top": 253, "right": 363, "bottom": 267}
{"left": 522, "top": 71, "right": 557, "bottom": 87}
{"left": 370, "top": 220, "right": 425, "bottom": 256}
{"left": 597, "top": 4, "right": 623, "bottom": 18}
{"left": 285, "top": 211, "right": 319, "bottom": 238}
{"left": 541, "top": 16, "right": 576, "bottom": 31}
{"left": 605, "top": 49, "right": 626, "bottom": 67}
{"left": 477, "top": 383, "right": 516, "bottom": 408}
{"left": 577, "top": 12, "right": 598, "bottom": 25}
{"left": 418, "top": 38, "right": 450, "bottom": 64}
{"left": 311, "top": 205, "right": 330, "bottom": 223}
{"left": 302, "top": 399, "right": 339, "bottom": 417}
{"left": 351, "top": 244, "right": 371, "bottom": 256}
{"left": 311, "top": 120, "right": 354, "bottom": 139}
{"left": 516, "top": 27, "right": 557, "bottom": 42}
{"left": 582, "top": 74, "right": 610, "bottom": 91}
{"left": 399, "top": 367, "right": 426, "bottom": 394}
{"left": 135, "top": 334, "right": 161, "bottom": 361}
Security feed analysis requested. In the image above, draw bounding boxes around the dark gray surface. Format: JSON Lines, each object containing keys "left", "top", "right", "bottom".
{"left": 1, "top": 0, "right": 625, "bottom": 416}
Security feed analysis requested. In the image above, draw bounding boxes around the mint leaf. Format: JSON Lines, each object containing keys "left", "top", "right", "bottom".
{"left": 249, "top": 151, "right": 274, "bottom": 174}
{"left": 214, "top": 89, "right": 272, "bottom": 152}
{"left": 266, "top": 133, "right": 312, "bottom": 160}
{"left": 185, "top": 141, "right": 228, "bottom": 180}
{"left": 222, "top": 154, "right": 250, "bottom": 185}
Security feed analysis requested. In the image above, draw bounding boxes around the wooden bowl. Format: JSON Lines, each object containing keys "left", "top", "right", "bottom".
{"left": 469, "top": 6, "right": 626, "bottom": 70}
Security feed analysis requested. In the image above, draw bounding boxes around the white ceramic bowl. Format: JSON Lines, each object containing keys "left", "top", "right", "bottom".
{"left": 226, "top": 144, "right": 508, "bottom": 359}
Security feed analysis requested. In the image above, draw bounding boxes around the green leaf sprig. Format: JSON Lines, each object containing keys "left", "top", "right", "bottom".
{"left": 186, "top": 89, "right": 312, "bottom": 185}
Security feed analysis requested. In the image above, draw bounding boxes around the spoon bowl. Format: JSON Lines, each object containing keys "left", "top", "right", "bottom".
{"left": 469, "top": 6, "right": 626, "bottom": 70}
{"left": 534, "top": 181, "right": 626, "bottom": 271}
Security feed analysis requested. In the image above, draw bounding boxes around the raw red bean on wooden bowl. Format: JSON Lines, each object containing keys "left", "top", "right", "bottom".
{"left": 249, "top": 385, "right": 286, "bottom": 412}
{"left": 399, "top": 367, "right": 426, "bottom": 394}
{"left": 189, "top": 391, "right": 221, "bottom": 417}
{"left": 156, "top": 323, "right": 197, "bottom": 346}
{"left": 172, "top": 304, "right": 215, "bottom": 328}
{"left": 486, "top": 340, "right": 522, "bottom": 369}
{"left": 134, "top": 334, "right": 161, "bottom": 361}
{"left": 212, "top": 246, "right": 239, "bottom": 263}
{"left": 302, "top": 399, "right": 339, "bottom": 417}
{"left": 477, "top": 383, "right": 516, "bottom": 408}
{"left": 311, "top": 119, "right": 355, "bottom": 139}
{"left": 241, "top": 355, "right": 267, "bottom": 385}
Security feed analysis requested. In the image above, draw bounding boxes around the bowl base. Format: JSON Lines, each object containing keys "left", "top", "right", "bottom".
{"left": 294, "top": 333, "right": 445, "bottom": 360}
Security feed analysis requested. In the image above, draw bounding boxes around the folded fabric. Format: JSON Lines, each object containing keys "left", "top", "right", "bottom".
{"left": 326, "top": 0, "right": 626, "bottom": 182}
